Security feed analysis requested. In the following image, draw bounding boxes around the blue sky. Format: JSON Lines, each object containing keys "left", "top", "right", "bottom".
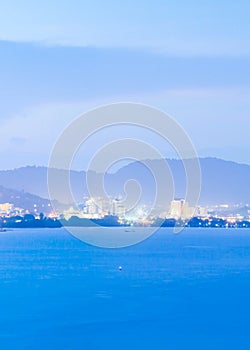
{"left": 0, "top": 0, "right": 250, "bottom": 169}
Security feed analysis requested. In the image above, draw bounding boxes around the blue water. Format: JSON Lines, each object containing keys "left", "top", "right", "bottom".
{"left": 0, "top": 228, "right": 250, "bottom": 349}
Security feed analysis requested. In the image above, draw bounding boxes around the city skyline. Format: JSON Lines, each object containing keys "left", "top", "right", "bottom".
{"left": 1, "top": 2, "right": 250, "bottom": 349}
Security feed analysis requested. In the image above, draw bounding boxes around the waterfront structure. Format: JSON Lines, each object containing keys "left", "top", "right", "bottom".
{"left": 112, "top": 199, "right": 125, "bottom": 218}
{"left": 169, "top": 199, "right": 186, "bottom": 219}
{"left": 169, "top": 199, "right": 205, "bottom": 219}
{"left": 0, "top": 202, "right": 14, "bottom": 215}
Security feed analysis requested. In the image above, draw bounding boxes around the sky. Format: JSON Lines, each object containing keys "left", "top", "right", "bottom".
{"left": 0, "top": 0, "right": 250, "bottom": 169}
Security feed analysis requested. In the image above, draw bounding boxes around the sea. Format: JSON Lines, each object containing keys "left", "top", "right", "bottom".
{"left": 0, "top": 227, "right": 250, "bottom": 349}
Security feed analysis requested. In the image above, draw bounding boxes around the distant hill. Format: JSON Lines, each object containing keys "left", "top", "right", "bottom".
{"left": 0, "top": 185, "right": 51, "bottom": 213}
{"left": 114, "top": 157, "right": 250, "bottom": 206}
{"left": 0, "top": 158, "right": 249, "bottom": 206}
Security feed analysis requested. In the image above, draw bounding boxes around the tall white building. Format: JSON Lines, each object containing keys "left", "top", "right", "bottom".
{"left": 112, "top": 199, "right": 125, "bottom": 218}
{"left": 169, "top": 199, "right": 206, "bottom": 219}
{"left": 169, "top": 199, "right": 186, "bottom": 218}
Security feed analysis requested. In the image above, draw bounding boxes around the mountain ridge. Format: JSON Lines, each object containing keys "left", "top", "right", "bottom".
{"left": 0, "top": 157, "right": 249, "bottom": 206}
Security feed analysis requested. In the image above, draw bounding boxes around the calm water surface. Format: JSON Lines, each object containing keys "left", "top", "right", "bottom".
{"left": 0, "top": 228, "right": 250, "bottom": 349}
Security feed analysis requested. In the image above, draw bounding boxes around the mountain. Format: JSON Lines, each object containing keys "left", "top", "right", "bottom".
{"left": 115, "top": 157, "right": 250, "bottom": 206}
{"left": 0, "top": 185, "right": 52, "bottom": 213}
{"left": 0, "top": 158, "right": 249, "bottom": 206}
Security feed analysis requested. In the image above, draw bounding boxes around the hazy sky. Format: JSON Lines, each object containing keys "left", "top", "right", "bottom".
{"left": 0, "top": 0, "right": 250, "bottom": 169}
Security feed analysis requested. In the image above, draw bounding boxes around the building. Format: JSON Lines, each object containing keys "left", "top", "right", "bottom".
{"left": 85, "top": 197, "right": 103, "bottom": 217}
{"left": 196, "top": 206, "right": 208, "bottom": 217}
{"left": 169, "top": 199, "right": 186, "bottom": 219}
{"left": 169, "top": 199, "right": 197, "bottom": 219}
{"left": 169, "top": 199, "right": 207, "bottom": 219}
{"left": 63, "top": 207, "right": 84, "bottom": 220}
{"left": 112, "top": 199, "right": 125, "bottom": 218}
{"left": 0, "top": 202, "right": 14, "bottom": 215}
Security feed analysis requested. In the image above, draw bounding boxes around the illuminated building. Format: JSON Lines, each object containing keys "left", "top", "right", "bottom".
{"left": 85, "top": 197, "right": 103, "bottom": 217}
{"left": 169, "top": 199, "right": 186, "bottom": 219}
{"left": 112, "top": 199, "right": 125, "bottom": 218}
{"left": 169, "top": 199, "right": 196, "bottom": 219}
{"left": 0, "top": 202, "right": 14, "bottom": 214}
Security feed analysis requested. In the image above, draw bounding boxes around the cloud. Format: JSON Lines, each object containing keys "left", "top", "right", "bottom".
{"left": 0, "top": 86, "right": 250, "bottom": 169}
{"left": 0, "top": 1, "right": 250, "bottom": 56}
